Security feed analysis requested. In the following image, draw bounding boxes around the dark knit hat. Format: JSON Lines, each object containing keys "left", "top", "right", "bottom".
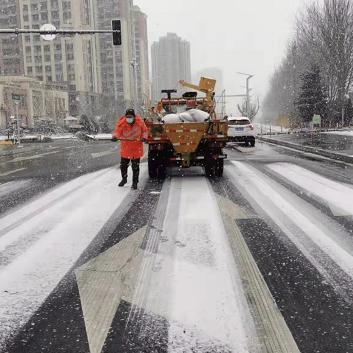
{"left": 126, "top": 108, "right": 136, "bottom": 116}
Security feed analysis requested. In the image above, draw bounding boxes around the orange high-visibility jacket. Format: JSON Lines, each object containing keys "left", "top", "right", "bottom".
{"left": 113, "top": 115, "right": 148, "bottom": 159}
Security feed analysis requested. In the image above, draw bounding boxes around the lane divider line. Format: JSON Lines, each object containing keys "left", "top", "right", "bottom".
{"left": 216, "top": 194, "right": 301, "bottom": 353}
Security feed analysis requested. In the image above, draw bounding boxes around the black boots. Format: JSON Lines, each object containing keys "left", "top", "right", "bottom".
{"left": 119, "top": 158, "right": 140, "bottom": 189}
{"left": 118, "top": 178, "right": 127, "bottom": 187}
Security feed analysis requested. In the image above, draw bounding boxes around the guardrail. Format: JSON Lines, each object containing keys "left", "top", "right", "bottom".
{"left": 259, "top": 135, "right": 353, "bottom": 165}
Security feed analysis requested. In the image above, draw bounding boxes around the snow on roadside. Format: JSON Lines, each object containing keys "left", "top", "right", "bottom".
{"left": 268, "top": 163, "right": 353, "bottom": 217}
{"left": 50, "top": 134, "right": 76, "bottom": 140}
{"left": 87, "top": 133, "right": 112, "bottom": 140}
{"left": 0, "top": 167, "right": 137, "bottom": 348}
{"left": 321, "top": 130, "right": 353, "bottom": 137}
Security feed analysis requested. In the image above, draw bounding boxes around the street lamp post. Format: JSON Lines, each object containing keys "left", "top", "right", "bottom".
{"left": 131, "top": 59, "right": 139, "bottom": 111}
{"left": 237, "top": 72, "right": 254, "bottom": 118}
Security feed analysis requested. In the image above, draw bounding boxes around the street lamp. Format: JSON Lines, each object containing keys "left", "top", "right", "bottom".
{"left": 130, "top": 59, "right": 139, "bottom": 111}
{"left": 237, "top": 72, "right": 254, "bottom": 118}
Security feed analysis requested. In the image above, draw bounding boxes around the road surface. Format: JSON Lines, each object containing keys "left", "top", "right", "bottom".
{"left": 0, "top": 140, "right": 353, "bottom": 352}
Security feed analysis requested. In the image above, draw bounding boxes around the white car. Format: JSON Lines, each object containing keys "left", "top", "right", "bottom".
{"left": 227, "top": 116, "right": 256, "bottom": 147}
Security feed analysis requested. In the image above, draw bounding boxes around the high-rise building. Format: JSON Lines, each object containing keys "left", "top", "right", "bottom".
{"left": 0, "top": 0, "right": 24, "bottom": 76}
{"left": 0, "top": 0, "right": 149, "bottom": 124}
{"left": 0, "top": 0, "right": 102, "bottom": 119}
{"left": 151, "top": 33, "right": 191, "bottom": 102}
{"left": 132, "top": 5, "right": 149, "bottom": 111}
{"left": 95, "top": 0, "right": 149, "bottom": 119}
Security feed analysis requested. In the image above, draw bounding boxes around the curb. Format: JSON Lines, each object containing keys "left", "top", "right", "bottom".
{"left": 258, "top": 136, "right": 353, "bottom": 165}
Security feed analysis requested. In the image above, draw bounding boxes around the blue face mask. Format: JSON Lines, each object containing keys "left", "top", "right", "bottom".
{"left": 126, "top": 116, "right": 135, "bottom": 124}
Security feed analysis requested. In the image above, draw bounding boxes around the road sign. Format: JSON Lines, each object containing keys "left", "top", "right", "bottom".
{"left": 12, "top": 94, "right": 21, "bottom": 102}
{"left": 40, "top": 24, "right": 57, "bottom": 41}
{"left": 312, "top": 114, "right": 322, "bottom": 126}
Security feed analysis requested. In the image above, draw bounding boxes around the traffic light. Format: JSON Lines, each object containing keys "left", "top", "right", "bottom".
{"left": 112, "top": 20, "right": 121, "bottom": 46}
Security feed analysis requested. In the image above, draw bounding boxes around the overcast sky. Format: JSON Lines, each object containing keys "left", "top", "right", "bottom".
{"left": 134, "top": 0, "right": 315, "bottom": 113}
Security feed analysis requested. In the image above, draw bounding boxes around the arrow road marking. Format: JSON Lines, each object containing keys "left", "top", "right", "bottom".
{"left": 75, "top": 226, "right": 147, "bottom": 353}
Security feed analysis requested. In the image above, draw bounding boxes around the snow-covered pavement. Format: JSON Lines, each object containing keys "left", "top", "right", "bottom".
{"left": 0, "top": 180, "right": 33, "bottom": 199}
{"left": 227, "top": 161, "right": 353, "bottom": 290}
{"left": 321, "top": 130, "right": 353, "bottom": 137}
{"left": 142, "top": 177, "right": 255, "bottom": 352}
{"left": 0, "top": 167, "right": 137, "bottom": 347}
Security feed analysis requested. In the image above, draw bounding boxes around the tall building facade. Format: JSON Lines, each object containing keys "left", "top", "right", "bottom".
{"left": 132, "top": 5, "right": 149, "bottom": 112}
{"left": 0, "top": 0, "right": 102, "bottom": 120}
{"left": 0, "top": 0, "right": 24, "bottom": 76}
{"left": 151, "top": 33, "right": 191, "bottom": 102}
{"left": 0, "top": 0, "right": 149, "bottom": 125}
{"left": 95, "top": 0, "right": 149, "bottom": 119}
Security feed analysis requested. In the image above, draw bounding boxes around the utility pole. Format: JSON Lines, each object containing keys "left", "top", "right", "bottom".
{"left": 237, "top": 72, "right": 254, "bottom": 118}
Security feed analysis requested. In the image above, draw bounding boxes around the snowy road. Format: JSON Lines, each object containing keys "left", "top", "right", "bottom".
{"left": 1, "top": 140, "right": 353, "bottom": 352}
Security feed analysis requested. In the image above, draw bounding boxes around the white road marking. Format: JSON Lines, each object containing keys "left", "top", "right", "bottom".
{"left": 217, "top": 195, "right": 301, "bottom": 352}
{"left": 10, "top": 150, "right": 59, "bottom": 163}
{"left": 0, "top": 167, "right": 27, "bottom": 177}
{"left": 0, "top": 179, "right": 32, "bottom": 198}
{"left": 268, "top": 162, "right": 353, "bottom": 216}
{"left": 76, "top": 227, "right": 146, "bottom": 353}
{"left": 227, "top": 162, "right": 353, "bottom": 281}
{"left": 91, "top": 150, "right": 117, "bottom": 159}
{"left": 0, "top": 167, "right": 144, "bottom": 348}
{"left": 142, "top": 177, "right": 256, "bottom": 352}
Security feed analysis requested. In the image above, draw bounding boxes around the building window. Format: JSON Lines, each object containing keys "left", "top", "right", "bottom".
{"left": 40, "top": 2, "right": 47, "bottom": 11}
{"left": 27, "top": 67, "right": 33, "bottom": 74}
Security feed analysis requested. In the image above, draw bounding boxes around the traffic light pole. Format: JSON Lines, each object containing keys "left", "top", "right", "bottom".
{"left": 0, "top": 29, "right": 119, "bottom": 35}
{"left": 0, "top": 19, "right": 122, "bottom": 45}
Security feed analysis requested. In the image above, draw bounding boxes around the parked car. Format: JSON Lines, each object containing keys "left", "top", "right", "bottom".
{"left": 227, "top": 116, "right": 256, "bottom": 147}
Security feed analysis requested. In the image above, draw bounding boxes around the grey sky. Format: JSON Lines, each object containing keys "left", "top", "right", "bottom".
{"left": 134, "top": 0, "right": 314, "bottom": 113}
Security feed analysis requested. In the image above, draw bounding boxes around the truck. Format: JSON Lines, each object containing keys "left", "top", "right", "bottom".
{"left": 145, "top": 77, "right": 228, "bottom": 179}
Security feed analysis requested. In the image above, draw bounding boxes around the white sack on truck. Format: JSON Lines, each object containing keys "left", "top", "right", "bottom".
{"left": 162, "top": 109, "right": 210, "bottom": 124}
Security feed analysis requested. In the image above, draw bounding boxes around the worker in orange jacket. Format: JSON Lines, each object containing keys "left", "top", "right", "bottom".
{"left": 112, "top": 109, "right": 148, "bottom": 190}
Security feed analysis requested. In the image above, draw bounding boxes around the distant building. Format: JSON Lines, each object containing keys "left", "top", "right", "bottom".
{"left": 95, "top": 1, "right": 149, "bottom": 119}
{"left": 0, "top": 76, "right": 68, "bottom": 129}
{"left": 151, "top": 33, "right": 191, "bottom": 102}
{"left": 0, "top": 0, "right": 149, "bottom": 123}
{"left": 0, "top": 0, "right": 101, "bottom": 118}
{"left": 194, "top": 67, "right": 224, "bottom": 95}
{"left": 133, "top": 5, "right": 149, "bottom": 112}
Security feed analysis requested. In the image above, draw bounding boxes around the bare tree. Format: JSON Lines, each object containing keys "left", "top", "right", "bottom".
{"left": 237, "top": 97, "right": 260, "bottom": 120}
{"left": 264, "top": 0, "right": 353, "bottom": 126}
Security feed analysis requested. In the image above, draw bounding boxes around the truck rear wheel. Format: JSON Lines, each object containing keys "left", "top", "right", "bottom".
{"left": 148, "top": 150, "right": 167, "bottom": 179}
